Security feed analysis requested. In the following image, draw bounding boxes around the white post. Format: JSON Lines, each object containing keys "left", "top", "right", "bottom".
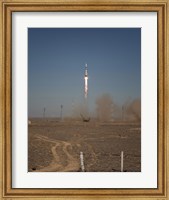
{"left": 80, "top": 151, "right": 85, "bottom": 172}
{"left": 121, "top": 151, "right": 124, "bottom": 172}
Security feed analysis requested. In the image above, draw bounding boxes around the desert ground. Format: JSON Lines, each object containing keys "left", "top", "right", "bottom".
{"left": 28, "top": 118, "right": 141, "bottom": 172}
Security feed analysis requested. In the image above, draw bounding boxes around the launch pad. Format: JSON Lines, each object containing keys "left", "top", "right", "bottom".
{"left": 80, "top": 114, "right": 90, "bottom": 122}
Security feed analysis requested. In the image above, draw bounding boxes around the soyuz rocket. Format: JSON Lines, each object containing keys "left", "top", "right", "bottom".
{"left": 84, "top": 63, "right": 88, "bottom": 99}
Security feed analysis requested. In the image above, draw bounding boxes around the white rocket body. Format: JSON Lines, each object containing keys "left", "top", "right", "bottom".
{"left": 84, "top": 64, "right": 88, "bottom": 99}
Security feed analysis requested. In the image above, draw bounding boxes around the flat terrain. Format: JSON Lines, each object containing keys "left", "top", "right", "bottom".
{"left": 28, "top": 118, "right": 141, "bottom": 172}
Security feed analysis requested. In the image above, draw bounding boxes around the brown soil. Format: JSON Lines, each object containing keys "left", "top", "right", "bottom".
{"left": 28, "top": 119, "right": 141, "bottom": 172}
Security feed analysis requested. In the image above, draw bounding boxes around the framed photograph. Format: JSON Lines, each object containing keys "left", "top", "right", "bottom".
{"left": 0, "top": 0, "right": 168, "bottom": 199}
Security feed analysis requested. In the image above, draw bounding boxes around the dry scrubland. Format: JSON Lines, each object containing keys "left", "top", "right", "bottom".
{"left": 28, "top": 118, "right": 141, "bottom": 172}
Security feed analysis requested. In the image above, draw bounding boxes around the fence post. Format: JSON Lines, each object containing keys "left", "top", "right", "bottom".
{"left": 121, "top": 151, "right": 124, "bottom": 172}
{"left": 80, "top": 151, "right": 85, "bottom": 172}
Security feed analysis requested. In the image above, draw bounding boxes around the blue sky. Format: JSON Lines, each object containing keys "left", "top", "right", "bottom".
{"left": 28, "top": 28, "right": 141, "bottom": 117}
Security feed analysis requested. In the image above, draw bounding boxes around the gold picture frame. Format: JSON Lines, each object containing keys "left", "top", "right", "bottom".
{"left": 0, "top": 0, "right": 168, "bottom": 199}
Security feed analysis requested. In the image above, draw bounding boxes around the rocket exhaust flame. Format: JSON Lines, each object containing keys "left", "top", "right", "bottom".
{"left": 84, "top": 77, "right": 88, "bottom": 99}
{"left": 80, "top": 63, "right": 90, "bottom": 122}
{"left": 84, "top": 63, "right": 88, "bottom": 99}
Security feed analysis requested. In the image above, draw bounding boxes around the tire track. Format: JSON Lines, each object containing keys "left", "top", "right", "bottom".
{"left": 34, "top": 135, "right": 80, "bottom": 172}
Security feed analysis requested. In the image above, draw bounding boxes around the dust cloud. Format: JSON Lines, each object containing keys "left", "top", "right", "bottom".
{"left": 125, "top": 98, "right": 141, "bottom": 122}
{"left": 95, "top": 94, "right": 114, "bottom": 122}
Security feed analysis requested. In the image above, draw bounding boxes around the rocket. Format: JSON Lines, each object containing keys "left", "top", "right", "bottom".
{"left": 85, "top": 63, "right": 88, "bottom": 77}
{"left": 84, "top": 63, "right": 88, "bottom": 99}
